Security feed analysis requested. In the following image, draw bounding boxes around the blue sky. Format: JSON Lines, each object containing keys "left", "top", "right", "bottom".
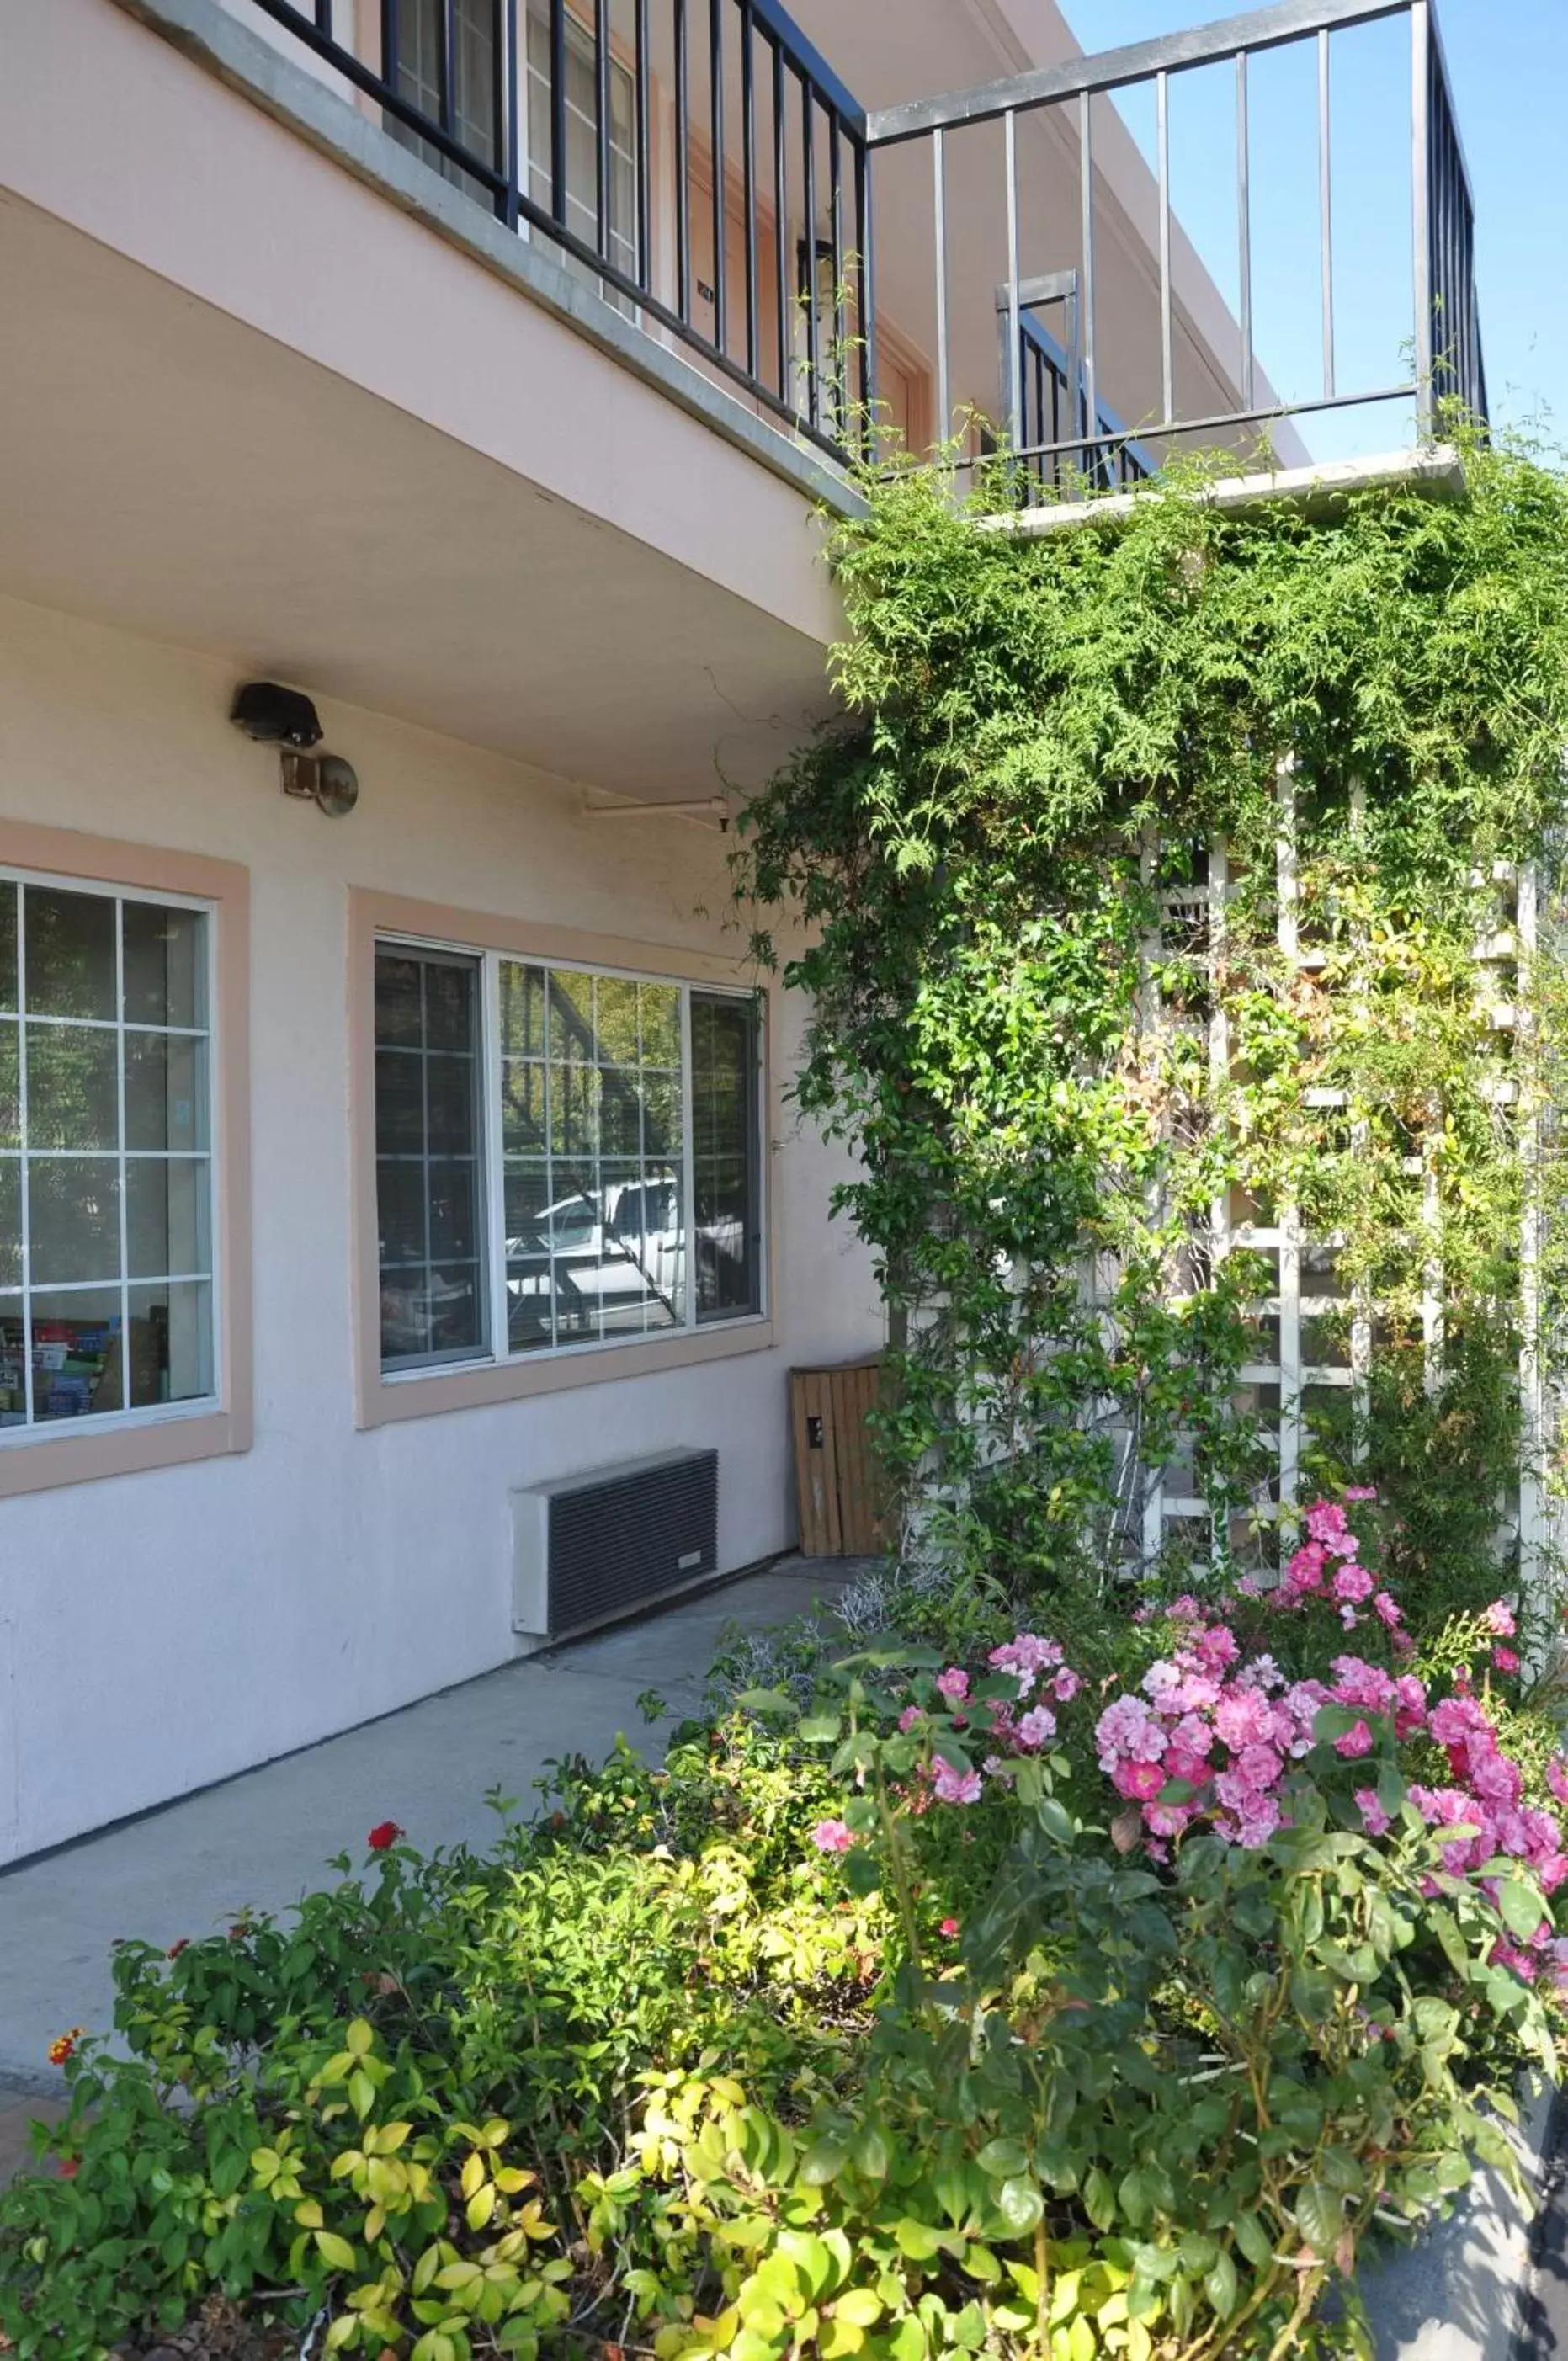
{"left": 1055, "top": 0, "right": 1565, "bottom": 459}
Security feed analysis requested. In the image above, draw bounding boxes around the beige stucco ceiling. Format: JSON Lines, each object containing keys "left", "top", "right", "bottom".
{"left": 0, "top": 189, "right": 842, "bottom": 804}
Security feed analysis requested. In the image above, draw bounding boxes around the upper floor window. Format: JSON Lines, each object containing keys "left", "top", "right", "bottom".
{"left": 388, "top": 0, "right": 637, "bottom": 295}
{"left": 0, "top": 872, "right": 217, "bottom": 1435}
{"left": 375, "top": 940, "right": 763, "bottom": 1374}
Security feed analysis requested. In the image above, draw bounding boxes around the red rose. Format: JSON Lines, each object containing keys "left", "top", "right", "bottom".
{"left": 56, "top": 2157, "right": 80, "bottom": 2180}
{"left": 367, "top": 1821, "right": 404, "bottom": 1852}
{"left": 939, "top": 1917, "right": 960, "bottom": 1938}
{"left": 166, "top": 1938, "right": 189, "bottom": 1960}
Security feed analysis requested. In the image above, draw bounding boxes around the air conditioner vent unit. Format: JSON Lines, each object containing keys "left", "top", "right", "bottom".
{"left": 511, "top": 1447, "right": 719, "bottom": 1645}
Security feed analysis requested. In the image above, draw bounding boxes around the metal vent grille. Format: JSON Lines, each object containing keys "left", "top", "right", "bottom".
{"left": 518, "top": 1447, "right": 719, "bottom": 1641}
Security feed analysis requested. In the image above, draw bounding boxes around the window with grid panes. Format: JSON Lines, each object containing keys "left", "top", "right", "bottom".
{"left": 0, "top": 874, "right": 216, "bottom": 1433}
{"left": 524, "top": 4, "right": 638, "bottom": 299}
{"left": 387, "top": 0, "right": 502, "bottom": 199}
{"left": 385, "top": 1, "right": 638, "bottom": 304}
{"left": 374, "top": 942, "right": 763, "bottom": 1374}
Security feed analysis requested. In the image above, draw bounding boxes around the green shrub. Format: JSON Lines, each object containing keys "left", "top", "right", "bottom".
{"left": 3, "top": 1497, "right": 1565, "bottom": 2360}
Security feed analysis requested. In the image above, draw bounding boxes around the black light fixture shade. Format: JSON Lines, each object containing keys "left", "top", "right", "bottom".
{"left": 230, "top": 681, "right": 324, "bottom": 750}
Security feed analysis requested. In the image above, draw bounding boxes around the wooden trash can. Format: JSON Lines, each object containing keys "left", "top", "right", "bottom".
{"left": 790, "top": 1356, "right": 887, "bottom": 1557}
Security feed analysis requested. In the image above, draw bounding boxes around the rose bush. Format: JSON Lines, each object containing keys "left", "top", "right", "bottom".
{"left": 3, "top": 1492, "right": 1565, "bottom": 2360}
{"left": 715, "top": 1489, "right": 1568, "bottom": 2357}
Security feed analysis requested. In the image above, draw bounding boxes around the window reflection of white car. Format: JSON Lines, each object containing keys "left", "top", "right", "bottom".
{"left": 508, "top": 1173, "right": 684, "bottom": 1341}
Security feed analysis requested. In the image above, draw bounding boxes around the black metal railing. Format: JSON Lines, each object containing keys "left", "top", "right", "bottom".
{"left": 243, "top": 0, "right": 871, "bottom": 461}
{"left": 237, "top": 0, "right": 1484, "bottom": 491}
{"left": 864, "top": 0, "right": 1486, "bottom": 491}
{"left": 998, "top": 276, "right": 1154, "bottom": 497}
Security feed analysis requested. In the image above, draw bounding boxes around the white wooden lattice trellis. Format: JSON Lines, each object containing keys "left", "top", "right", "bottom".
{"left": 1133, "top": 759, "right": 1557, "bottom": 1587}
{"left": 903, "top": 764, "right": 1559, "bottom": 1598}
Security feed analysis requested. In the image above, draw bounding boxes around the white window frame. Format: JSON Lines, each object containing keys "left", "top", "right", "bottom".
{"left": 0, "top": 862, "right": 224, "bottom": 1451}
{"left": 374, "top": 930, "right": 767, "bottom": 1385}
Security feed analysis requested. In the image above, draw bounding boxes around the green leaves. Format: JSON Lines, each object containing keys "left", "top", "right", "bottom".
{"left": 1294, "top": 2183, "right": 1345, "bottom": 2260}
{"left": 1497, "top": 1877, "right": 1546, "bottom": 1942}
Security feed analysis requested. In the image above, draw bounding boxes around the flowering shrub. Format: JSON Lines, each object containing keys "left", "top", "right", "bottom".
{"left": 729, "top": 1490, "right": 1567, "bottom": 2356}
{"left": 3, "top": 1496, "right": 1565, "bottom": 2360}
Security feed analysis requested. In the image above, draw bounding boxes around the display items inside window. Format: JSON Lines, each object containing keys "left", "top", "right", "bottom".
{"left": 0, "top": 875, "right": 216, "bottom": 1433}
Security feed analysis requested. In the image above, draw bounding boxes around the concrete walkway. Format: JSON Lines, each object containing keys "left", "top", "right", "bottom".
{"left": 0, "top": 1557, "right": 854, "bottom": 2105}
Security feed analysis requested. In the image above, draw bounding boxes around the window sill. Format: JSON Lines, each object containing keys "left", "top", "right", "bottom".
{"left": 359, "top": 1316, "right": 775, "bottom": 1429}
{"left": 0, "top": 1404, "right": 251, "bottom": 1498}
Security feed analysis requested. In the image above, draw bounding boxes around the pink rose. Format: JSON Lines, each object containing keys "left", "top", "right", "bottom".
{"left": 811, "top": 1819, "right": 853, "bottom": 1853}
{"left": 1113, "top": 1759, "right": 1167, "bottom": 1802}
{"left": 1305, "top": 1500, "right": 1349, "bottom": 1543}
{"left": 932, "top": 1759, "right": 983, "bottom": 1806}
{"left": 1334, "top": 1720, "right": 1375, "bottom": 1759}
{"left": 1483, "top": 1600, "right": 1518, "bottom": 1639}
{"left": 1018, "top": 1705, "right": 1059, "bottom": 1750}
{"left": 1492, "top": 1646, "right": 1521, "bottom": 1676}
{"left": 1284, "top": 1543, "right": 1327, "bottom": 1594}
{"left": 1332, "top": 1566, "right": 1374, "bottom": 1604}
{"left": 1355, "top": 1788, "right": 1391, "bottom": 1837}
{"left": 936, "top": 1667, "right": 970, "bottom": 1704}
{"left": 1214, "top": 1688, "right": 1273, "bottom": 1750}
{"left": 1233, "top": 1743, "right": 1284, "bottom": 1795}
{"left": 1373, "top": 1592, "right": 1403, "bottom": 1629}
{"left": 1231, "top": 1793, "right": 1283, "bottom": 1848}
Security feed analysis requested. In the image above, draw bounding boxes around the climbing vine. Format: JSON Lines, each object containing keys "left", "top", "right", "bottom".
{"left": 735, "top": 434, "right": 1568, "bottom": 1629}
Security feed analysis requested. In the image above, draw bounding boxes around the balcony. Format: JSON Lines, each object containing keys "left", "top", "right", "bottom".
{"left": 0, "top": 0, "right": 1485, "bottom": 802}
{"left": 190, "top": 0, "right": 1482, "bottom": 473}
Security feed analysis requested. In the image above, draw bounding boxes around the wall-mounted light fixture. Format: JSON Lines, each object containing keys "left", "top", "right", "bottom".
{"left": 230, "top": 682, "right": 359, "bottom": 817}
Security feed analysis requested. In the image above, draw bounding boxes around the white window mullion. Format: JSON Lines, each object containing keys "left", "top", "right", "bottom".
{"left": 484, "top": 951, "right": 509, "bottom": 1366}
{"left": 538, "top": 970, "right": 557, "bottom": 1353}
{"left": 17, "top": 882, "right": 31, "bottom": 1430}
{"left": 681, "top": 985, "right": 697, "bottom": 1333}
{"left": 114, "top": 899, "right": 130, "bottom": 1412}
{"left": 204, "top": 903, "right": 222, "bottom": 1405}
{"left": 754, "top": 994, "right": 768, "bottom": 1321}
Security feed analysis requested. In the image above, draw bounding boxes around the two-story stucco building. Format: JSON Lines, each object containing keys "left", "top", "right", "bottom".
{"left": 0, "top": 0, "right": 1479, "bottom": 1865}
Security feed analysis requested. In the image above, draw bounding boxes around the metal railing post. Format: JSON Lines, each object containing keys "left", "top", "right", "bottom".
{"left": 1236, "top": 49, "right": 1254, "bottom": 412}
{"left": 595, "top": 0, "right": 612, "bottom": 263}
{"left": 1156, "top": 69, "right": 1173, "bottom": 425}
{"left": 1411, "top": 0, "right": 1435, "bottom": 439}
{"left": 855, "top": 133, "right": 876, "bottom": 456}
{"left": 503, "top": 0, "right": 519, "bottom": 230}
{"left": 933, "top": 126, "right": 950, "bottom": 446}
{"left": 741, "top": 3, "right": 760, "bottom": 380}
{"left": 1004, "top": 109, "right": 1023, "bottom": 456}
{"left": 710, "top": 0, "right": 727, "bottom": 354}
{"left": 1078, "top": 87, "right": 1098, "bottom": 486}
{"left": 1317, "top": 26, "right": 1334, "bottom": 400}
